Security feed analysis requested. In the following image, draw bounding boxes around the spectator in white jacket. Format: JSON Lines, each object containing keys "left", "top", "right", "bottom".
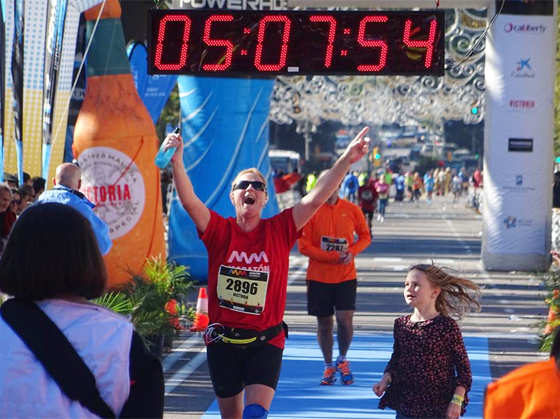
{"left": 0, "top": 203, "right": 164, "bottom": 418}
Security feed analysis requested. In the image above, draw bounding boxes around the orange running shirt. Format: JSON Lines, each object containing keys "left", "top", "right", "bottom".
{"left": 298, "top": 199, "right": 371, "bottom": 284}
{"left": 484, "top": 357, "right": 560, "bottom": 419}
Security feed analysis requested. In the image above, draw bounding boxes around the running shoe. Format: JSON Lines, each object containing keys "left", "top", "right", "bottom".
{"left": 336, "top": 360, "right": 354, "bottom": 385}
{"left": 320, "top": 366, "right": 337, "bottom": 385}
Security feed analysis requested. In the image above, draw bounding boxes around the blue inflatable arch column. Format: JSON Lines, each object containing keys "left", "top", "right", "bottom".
{"left": 168, "top": 77, "right": 279, "bottom": 281}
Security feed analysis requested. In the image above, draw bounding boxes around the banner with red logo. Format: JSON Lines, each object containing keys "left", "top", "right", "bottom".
{"left": 482, "top": 2, "right": 556, "bottom": 270}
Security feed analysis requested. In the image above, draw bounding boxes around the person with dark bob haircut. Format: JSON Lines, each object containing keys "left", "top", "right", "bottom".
{"left": 0, "top": 203, "right": 164, "bottom": 418}
{"left": 0, "top": 203, "right": 106, "bottom": 300}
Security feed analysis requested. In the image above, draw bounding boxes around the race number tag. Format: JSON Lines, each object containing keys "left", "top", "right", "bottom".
{"left": 217, "top": 265, "right": 269, "bottom": 315}
{"left": 321, "top": 236, "right": 348, "bottom": 252}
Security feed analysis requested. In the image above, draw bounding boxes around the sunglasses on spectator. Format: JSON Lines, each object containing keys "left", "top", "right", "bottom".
{"left": 12, "top": 199, "right": 21, "bottom": 205}
{"left": 233, "top": 180, "right": 266, "bottom": 191}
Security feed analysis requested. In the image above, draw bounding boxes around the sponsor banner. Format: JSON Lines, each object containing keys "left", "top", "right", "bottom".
{"left": 508, "top": 138, "right": 533, "bottom": 152}
{"left": 2, "top": 0, "right": 13, "bottom": 178}
{"left": 41, "top": 0, "right": 68, "bottom": 178}
{"left": 484, "top": 168, "right": 546, "bottom": 254}
{"left": 11, "top": 0, "right": 25, "bottom": 183}
{"left": 483, "top": 10, "right": 555, "bottom": 263}
{"left": 127, "top": 42, "right": 177, "bottom": 124}
{"left": 1, "top": 0, "right": 103, "bottom": 181}
{"left": 0, "top": 0, "right": 5, "bottom": 182}
{"left": 170, "top": 0, "right": 286, "bottom": 10}
{"left": 168, "top": 76, "right": 278, "bottom": 280}
{"left": 46, "top": 0, "right": 103, "bottom": 183}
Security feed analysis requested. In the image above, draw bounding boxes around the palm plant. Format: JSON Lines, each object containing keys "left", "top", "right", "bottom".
{"left": 94, "top": 257, "right": 195, "bottom": 350}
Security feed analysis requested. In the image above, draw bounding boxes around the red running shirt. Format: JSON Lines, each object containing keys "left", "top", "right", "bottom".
{"left": 199, "top": 208, "right": 300, "bottom": 349}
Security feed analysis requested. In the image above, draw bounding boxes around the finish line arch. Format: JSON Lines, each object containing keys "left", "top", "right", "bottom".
{"left": 167, "top": 0, "right": 557, "bottom": 273}
{"left": 3, "top": 0, "right": 554, "bottom": 277}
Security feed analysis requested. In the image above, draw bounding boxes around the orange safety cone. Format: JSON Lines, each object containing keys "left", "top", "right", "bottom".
{"left": 190, "top": 287, "right": 209, "bottom": 332}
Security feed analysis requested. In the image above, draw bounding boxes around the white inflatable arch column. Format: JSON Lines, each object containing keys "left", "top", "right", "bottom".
{"left": 482, "top": 0, "right": 556, "bottom": 270}
{"left": 290, "top": 0, "right": 557, "bottom": 271}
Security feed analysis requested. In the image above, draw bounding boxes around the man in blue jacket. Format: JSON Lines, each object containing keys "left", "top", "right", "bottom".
{"left": 36, "top": 163, "right": 112, "bottom": 255}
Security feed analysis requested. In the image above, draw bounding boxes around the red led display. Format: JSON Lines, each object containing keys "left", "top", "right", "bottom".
{"left": 203, "top": 15, "right": 234, "bottom": 71}
{"left": 148, "top": 10, "right": 445, "bottom": 76}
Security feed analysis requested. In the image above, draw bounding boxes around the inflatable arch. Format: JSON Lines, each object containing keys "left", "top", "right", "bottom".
{"left": 2, "top": 0, "right": 556, "bottom": 278}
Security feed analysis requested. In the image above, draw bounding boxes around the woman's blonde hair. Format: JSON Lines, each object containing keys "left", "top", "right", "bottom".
{"left": 409, "top": 263, "right": 481, "bottom": 319}
{"left": 231, "top": 168, "right": 267, "bottom": 191}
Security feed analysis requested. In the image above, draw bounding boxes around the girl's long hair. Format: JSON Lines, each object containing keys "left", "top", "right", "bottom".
{"left": 410, "top": 263, "right": 481, "bottom": 319}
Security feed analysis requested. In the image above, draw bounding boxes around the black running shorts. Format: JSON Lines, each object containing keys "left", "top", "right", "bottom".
{"left": 206, "top": 342, "right": 283, "bottom": 398}
{"left": 307, "top": 279, "right": 357, "bottom": 317}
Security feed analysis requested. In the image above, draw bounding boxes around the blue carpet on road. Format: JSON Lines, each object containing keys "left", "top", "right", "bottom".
{"left": 202, "top": 333, "right": 491, "bottom": 419}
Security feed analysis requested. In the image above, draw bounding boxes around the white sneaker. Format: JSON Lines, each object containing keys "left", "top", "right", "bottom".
{"left": 380, "top": 216, "right": 385, "bottom": 223}
{"left": 377, "top": 214, "right": 381, "bottom": 221}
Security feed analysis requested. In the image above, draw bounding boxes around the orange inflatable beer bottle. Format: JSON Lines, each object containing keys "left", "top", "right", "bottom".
{"left": 73, "top": 0, "right": 166, "bottom": 287}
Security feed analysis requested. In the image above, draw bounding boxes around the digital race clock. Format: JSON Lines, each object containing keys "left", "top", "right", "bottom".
{"left": 147, "top": 9, "right": 445, "bottom": 76}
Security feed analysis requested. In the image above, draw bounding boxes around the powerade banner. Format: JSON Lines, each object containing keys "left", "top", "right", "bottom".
{"left": 127, "top": 42, "right": 177, "bottom": 125}
{"left": 168, "top": 76, "right": 278, "bottom": 281}
{"left": 482, "top": 2, "right": 556, "bottom": 270}
{"left": 2, "top": 0, "right": 102, "bottom": 182}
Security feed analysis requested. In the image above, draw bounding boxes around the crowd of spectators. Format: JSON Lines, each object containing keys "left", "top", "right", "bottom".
{"left": 0, "top": 173, "right": 46, "bottom": 254}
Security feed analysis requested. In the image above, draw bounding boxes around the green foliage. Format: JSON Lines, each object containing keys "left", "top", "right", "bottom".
{"left": 94, "top": 292, "right": 133, "bottom": 315}
{"left": 537, "top": 268, "right": 560, "bottom": 352}
{"left": 94, "top": 257, "right": 195, "bottom": 345}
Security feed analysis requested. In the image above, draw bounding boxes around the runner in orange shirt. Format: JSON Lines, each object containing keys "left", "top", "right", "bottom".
{"left": 484, "top": 329, "right": 560, "bottom": 418}
{"left": 298, "top": 171, "right": 371, "bottom": 386}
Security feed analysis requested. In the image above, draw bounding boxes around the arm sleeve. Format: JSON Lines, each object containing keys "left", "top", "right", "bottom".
{"left": 198, "top": 210, "right": 227, "bottom": 248}
{"left": 348, "top": 207, "right": 371, "bottom": 255}
{"left": 449, "top": 320, "right": 472, "bottom": 391}
{"left": 384, "top": 320, "right": 400, "bottom": 377}
{"left": 81, "top": 205, "right": 112, "bottom": 256}
{"left": 298, "top": 217, "right": 339, "bottom": 263}
{"left": 120, "top": 331, "right": 164, "bottom": 419}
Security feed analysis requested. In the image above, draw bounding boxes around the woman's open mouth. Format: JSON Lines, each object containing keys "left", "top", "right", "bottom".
{"left": 244, "top": 195, "right": 256, "bottom": 205}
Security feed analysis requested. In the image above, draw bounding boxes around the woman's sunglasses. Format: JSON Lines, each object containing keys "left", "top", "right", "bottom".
{"left": 233, "top": 180, "right": 266, "bottom": 191}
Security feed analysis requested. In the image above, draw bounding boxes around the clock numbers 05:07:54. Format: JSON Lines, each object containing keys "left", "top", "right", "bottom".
{"left": 150, "top": 11, "right": 443, "bottom": 73}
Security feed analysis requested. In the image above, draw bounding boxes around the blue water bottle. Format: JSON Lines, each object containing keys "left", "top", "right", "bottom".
{"left": 155, "top": 127, "right": 181, "bottom": 169}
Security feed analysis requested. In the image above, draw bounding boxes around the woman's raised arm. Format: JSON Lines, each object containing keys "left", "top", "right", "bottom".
{"left": 292, "top": 127, "right": 370, "bottom": 231}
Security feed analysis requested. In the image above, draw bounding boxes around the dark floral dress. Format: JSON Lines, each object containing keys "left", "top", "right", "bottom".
{"left": 378, "top": 314, "right": 472, "bottom": 419}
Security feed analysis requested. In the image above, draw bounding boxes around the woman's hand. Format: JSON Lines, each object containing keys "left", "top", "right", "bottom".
{"left": 342, "top": 127, "right": 370, "bottom": 164}
{"left": 446, "top": 402, "right": 461, "bottom": 419}
{"left": 162, "top": 131, "right": 184, "bottom": 165}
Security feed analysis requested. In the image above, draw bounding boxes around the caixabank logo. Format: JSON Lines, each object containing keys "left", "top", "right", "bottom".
{"left": 511, "top": 58, "right": 535, "bottom": 79}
